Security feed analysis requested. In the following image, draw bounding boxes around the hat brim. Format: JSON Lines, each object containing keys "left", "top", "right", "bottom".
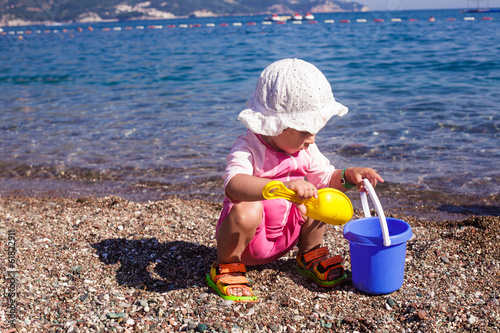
{"left": 238, "top": 101, "right": 348, "bottom": 136}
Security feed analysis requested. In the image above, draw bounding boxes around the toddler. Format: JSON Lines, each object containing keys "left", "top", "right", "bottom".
{"left": 207, "top": 59, "right": 383, "bottom": 302}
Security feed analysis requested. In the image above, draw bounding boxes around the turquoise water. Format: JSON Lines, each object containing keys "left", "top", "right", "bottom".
{"left": 1, "top": 9, "right": 499, "bottom": 203}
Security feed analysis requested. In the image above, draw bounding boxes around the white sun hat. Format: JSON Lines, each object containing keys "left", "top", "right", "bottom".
{"left": 238, "top": 58, "right": 348, "bottom": 136}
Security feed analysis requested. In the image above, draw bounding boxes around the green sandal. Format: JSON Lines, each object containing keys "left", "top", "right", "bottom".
{"left": 296, "top": 247, "right": 348, "bottom": 287}
{"left": 206, "top": 262, "right": 258, "bottom": 302}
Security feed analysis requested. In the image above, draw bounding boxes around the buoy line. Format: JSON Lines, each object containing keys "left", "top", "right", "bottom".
{"left": 1, "top": 16, "right": 495, "bottom": 37}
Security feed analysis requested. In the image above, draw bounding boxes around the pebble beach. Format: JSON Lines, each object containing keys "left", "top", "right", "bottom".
{"left": 1, "top": 194, "right": 499, "bottom": 333}
{"left": 2, "top": 6, "right": 500, "bottom": 333}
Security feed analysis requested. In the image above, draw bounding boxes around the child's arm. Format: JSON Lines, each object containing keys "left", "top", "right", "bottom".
{"left": 329, "top": 167, "right": 384, "bottom": 193}
{"left": 225, "top": 174, "right": 271, "bottom": 202}
{"left": 226, "top": 175, "right": 319, "bottom": 202}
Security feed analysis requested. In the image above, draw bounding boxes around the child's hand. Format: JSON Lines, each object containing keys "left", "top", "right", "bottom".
{"left": 284, "top": 179, "right": 318, "bottom": 200}
{"left": 283, "top": 179, "right": 318, "bottom": 215}
{"left": 344, "top": 167, "right": 384, "bottom": 192}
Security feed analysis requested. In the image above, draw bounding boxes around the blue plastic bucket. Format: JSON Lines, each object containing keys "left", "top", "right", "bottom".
{"left": 343, "top": 216, "right": 413, "bottom": 294}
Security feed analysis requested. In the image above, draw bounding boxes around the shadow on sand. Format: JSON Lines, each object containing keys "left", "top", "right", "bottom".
{"left": 91, "top": 238, "right": 352, "bottom": 296}
{"left": 91, "top": 238, "right": 216, "bottom": 292}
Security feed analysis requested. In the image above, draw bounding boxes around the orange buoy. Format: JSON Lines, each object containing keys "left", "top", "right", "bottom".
{"left": 374, "top": 19, "right": 384, "bottom": 22}
{"left": 482, "top": 17, "right": 493, "bottom": 20}
{"left": 220, "top": 23, "right": 229, "bottom": 26}
{"left": 340, "top": 19, "right": 350, "bottom": 23}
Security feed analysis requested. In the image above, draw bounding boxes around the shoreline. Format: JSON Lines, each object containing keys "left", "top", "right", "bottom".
{"left": 0, "top": 176, "right": 497, "bottom": 222}
{"left": 0, "top": 194, "right": 498, "bottom": 332}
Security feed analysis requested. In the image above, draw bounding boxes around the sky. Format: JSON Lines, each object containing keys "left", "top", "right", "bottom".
{"left": 360, "top": 0, "right": 500, "bottom": 11}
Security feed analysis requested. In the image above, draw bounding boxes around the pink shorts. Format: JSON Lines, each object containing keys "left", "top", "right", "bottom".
{"left": 216, "top": 198, "right": 306, "bottom": 266}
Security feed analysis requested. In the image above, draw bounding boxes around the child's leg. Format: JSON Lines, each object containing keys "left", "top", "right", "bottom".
{"left": 216, "top": 201, "right": 263, "bottom": 263}
{"left": 214, "top": 201, "right": 262, "bottom": 298}
{"left": 296, "top": 218, "right": 347, "bottom": 286}
{"left": 297, "top": 218, "right": 326, "bottom": 255}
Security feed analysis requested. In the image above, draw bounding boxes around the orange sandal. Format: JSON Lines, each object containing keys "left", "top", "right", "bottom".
{"left": 296, "top": 247, "right": 348, "bottom": 287}
{"left": 206, "top": 262, "right": 258, "bottom": 302}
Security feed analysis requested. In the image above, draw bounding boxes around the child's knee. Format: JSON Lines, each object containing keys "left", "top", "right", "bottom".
{"left": 227, "top": 201, "right": 263, "bottom": 231}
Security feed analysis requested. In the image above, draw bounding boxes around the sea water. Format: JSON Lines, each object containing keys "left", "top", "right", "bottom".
{"left": 1, "top": 10, "right": 498, "bottom": 207}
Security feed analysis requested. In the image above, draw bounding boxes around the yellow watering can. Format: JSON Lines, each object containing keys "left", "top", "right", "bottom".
{"left": 262, "top": 180, "right": 353, "bottom": 225}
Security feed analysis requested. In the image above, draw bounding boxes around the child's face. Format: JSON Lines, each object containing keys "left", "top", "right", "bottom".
{"left": 271, "top": 128, "right": 316, "bottom": 154}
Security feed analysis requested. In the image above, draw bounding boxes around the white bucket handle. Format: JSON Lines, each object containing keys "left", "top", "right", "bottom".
{"left": 360, "top": 179, "right": 391, "bottom": 246}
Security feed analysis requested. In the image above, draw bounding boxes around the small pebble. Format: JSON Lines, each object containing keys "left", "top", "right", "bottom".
{"left": 417, "top": 310, "right": 427, "bottom": 320}
{"left": 268, "top": 323, "right": 279, "bottom": 332}
{"left": 441, "top": 256, "right": 450, "bottom": 263}
{"left": 468, "top": 315, "right": 477, "bottom": 325}
{"left": 219, "top": 299, "right": 234, "bottom": 307}
{"left": 324, "top": 315, "right": 334, "bottom": 322}
{"left": 197, "top": 323, "right": 208, "bottom": 332}
{"left": 106, "top": 312, "right": 127, "bottom": 319}
{"left": 343, "top": 317, "right": 355, "bottom": 324}
{"left": 197, "top": 292, "right": 209, "bottom": 300}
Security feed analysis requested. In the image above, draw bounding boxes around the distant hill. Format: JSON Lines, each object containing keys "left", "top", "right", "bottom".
{"left": 0, "top": 0, "right": 370, "bottom": 26}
